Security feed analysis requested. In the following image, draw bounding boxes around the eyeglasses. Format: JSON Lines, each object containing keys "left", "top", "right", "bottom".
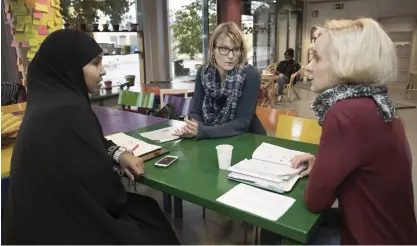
{"left": 216, "top": 46, "right": 242, "bottom": 56}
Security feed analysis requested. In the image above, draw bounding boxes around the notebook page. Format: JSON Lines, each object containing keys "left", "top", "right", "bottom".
{"left": 228, "top": 172, "right": 300, "bottom": 193}
{"left": 252, "top": 142, "right": 305, "bottom": 166}
{"left": 216, "top": 184, "right": 295, "bottom": 221}
{"left": 105, "top": 133, "right": 161, "bottom": 156}
{"left": 140, "top": 126, "right": 185, "bottom": 143}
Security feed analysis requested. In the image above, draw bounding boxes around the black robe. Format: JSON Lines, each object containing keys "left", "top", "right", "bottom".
{"left": 3, "top": 29, "right": 179, "bottom": 245}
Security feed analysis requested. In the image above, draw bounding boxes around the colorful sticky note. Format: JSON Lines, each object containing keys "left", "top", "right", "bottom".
{"left": 37, "top": 0, "right": 49, "bottom": 4}
{"left": 18, "top": 64, "right": 24, "bottom": 72}
{"left": 33, "top": 11, "right": 43, "bottom": 19}
{"left": 18, "top": 0, "right": 25, "bottom": 4}
{"left": 29, "top": 38, "right": 38, "bottom": 46}
{"left": 27, "top": 50, "right": 36, "bottom": 60}
{"left": 33, "top": 18, "right": 47, "bottom": 26}
{"left": 35, "top": 35, "right": 46, "bottom": 43}
{"left": 47, "top": 20, "right": 54, "bottom": 28}
{"left": 35, "top": 3, "right": 48, "bottom": 13}
{"left": 38, "top": 26, "right": 48, "bottom": 35}
{"left": 15, "top": 23, "right": 25, "bottom": 31}
{"left": 31, "top": 45, "right": 40, "bottom": 52}
{"left": 25, "top": 0, "right": 36, "bottom": 8}
{"left": 14, "top": 33, "right": 27, "bottom": 42}
{"left": 25, "top": 23, "right": 33, "bottom": 31}
{"left": 21, "top": 41, "right": 30, "bottom": 48}
{"left": 11, "top": 40, "right": 20, "bottom": 47}
{"left": 51, "top": 0, "right": 59, "bottom": 9}
{"left": 54, "top": 16, "right": 62, "bottom": 25}
{"left": 17, "top": 15, "right": 32, "bottom": 24}
{"left": 56, "top": 10, "right": 62, "bottom": 17}
{"left": 12, "top": 6, "right": 27, "bottom": 15}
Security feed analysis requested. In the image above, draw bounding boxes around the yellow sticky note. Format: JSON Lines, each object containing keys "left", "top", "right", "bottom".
{"left": 47, "top": 20, "right": 54, "bottom": 28}
{"left": 51, "top": 0, "right": 59, "bottom": 8}
{"left": 29, "top": 38, "right": 38, "bottom": 46}
{"left": 35, "top": 3, "right": 48, "bottom": 13}
{"left": 10, "top": 2, "right": 24, "bottom": 9}
{"left": 25, "top": 0, "right": 36, "bottom": 8}
{"left": 17, "top": 15, "right": 32, "bottom": 24}
{"left": 12, "top": 6, "right": 27, "bottom": 15}
{"left": 14, "top": 34, "right": 28, "bottom": 42}
{"left": 31, "top": 45, "right": 40, "bottom": 52}
{"left": 35, "top": 35, "right": 46, "bottom": 43}
{"left": 27, "top": 50, "right": 36, "bottom": 60}
{"left": 33, "top": 17, "right": 47, "bottom": 26}
{"left": 56, "top": 11, "right": 62, "bottom": 17}
{"left": 54, "top": 16, "right": 62, "bottom": 24}
{"left": 15, "top": 23, "right": 25, "bottom": 31}
{"left": 18, "top": 0, "right": 25, "bottom": 4}
{"left": 25, "top": 23, "right": 33, "bottom": 31}
{"left": 18, "top": 64, "right": 24, "bottom": 72}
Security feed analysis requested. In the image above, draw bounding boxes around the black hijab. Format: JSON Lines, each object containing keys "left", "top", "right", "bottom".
{"left": 3, "top": 30, "right": 177, "bottom": 244}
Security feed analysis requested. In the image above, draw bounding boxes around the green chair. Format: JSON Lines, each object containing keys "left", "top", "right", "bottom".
{"left": 118, "top": 90, "right": 155, "bottom": 113}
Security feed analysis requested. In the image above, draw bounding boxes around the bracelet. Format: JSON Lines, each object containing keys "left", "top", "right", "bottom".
{"left": 113, "top": 147, "right": 127, "bottom": 163}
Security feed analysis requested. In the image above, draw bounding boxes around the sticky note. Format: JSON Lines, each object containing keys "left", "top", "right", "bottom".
{"left": 54, "top": 16, "right": 62, "bottom": 24}
{"left": 29, "top": 38, "right": 38, "bottom": 46}
{"left": 31, "top": 45, "right": 40, "bottom": 52}
{"left": 12, "top": 6, "right": 27, "bottom": 15}
{"left": 33, "top": 18, "right": 47, "bottom": 26}
{"left": 11, "top": 40, "right": 20, "bottom": 47}
{"left": 56, "top": 11, "right": 61, "bottom": 17}
{"left": 51, "top": 0, "right": 59, "bottom": 9}
{"left": 15, "top": 23, "right": 25, "bottom": 31}
{"left": 27, "top": 50, "right": 36, "bottom": 59}
{"left": 35, "top": 35, "right": 46, "bottom": 43}
{"left": 38, "top": 26, "right": 48, "bottom": 35}
{"left": 37, "top": 0, "right": 49, "bottom": 4}
{"left": 33, "top": 11, "right": 43, "bottom": 19}
{"left": 18, "top": 0, "right": 25, "bottom": 4}
{"left": 35, "top": 3, "right": 48, "bottom": 13}
{"left": 10, "top": 2, "right": 24, "bottom": 9}
{"left": 47, "top": 20, "right": 54, "bottom": 28}
{"left": 14, "top": 34, "right": 27, "bottom": 42}
{"left": 17, "top": 15, "right": 32, "bottom": 24}
{"left": 25, "top": 0, "right": 36, "bottom": 8}
{"left": 22, "top": 41, "right": 30, "bottom": 48}
{"left": 18, "top": 64, "right": 24, "bottom": 72}
{"left": 25, "top": 23, "right": 33, "bottom": 31}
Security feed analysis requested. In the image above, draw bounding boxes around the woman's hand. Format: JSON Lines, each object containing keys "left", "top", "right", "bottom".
{"left": 119, "top": 152, "right": 144, "bottom": 180}
{"left": 291, "top": 153, "right": 315, "bottom": 178}
{"left": 172, "top": 117, "right": 198, "bottom": 138}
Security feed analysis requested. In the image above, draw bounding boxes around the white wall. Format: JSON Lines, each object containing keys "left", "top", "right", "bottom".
{"left": 301, "top": 0, "right": 417, "bottom": 67}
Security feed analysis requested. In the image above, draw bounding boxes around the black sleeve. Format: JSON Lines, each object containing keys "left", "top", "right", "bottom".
{"left": 196, "top": 66, "right": 260, "bottom": 139}
{"left": 189, "top": 67, "right": 204, "bottom": 122}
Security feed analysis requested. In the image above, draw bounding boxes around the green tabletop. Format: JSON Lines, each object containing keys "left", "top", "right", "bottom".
{"left": 127, "top": 120, "right": 321, "bottom": 244}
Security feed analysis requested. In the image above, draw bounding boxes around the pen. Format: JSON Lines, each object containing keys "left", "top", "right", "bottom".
{"left": 130, "top": 144, "right": 139, "bottom": 153}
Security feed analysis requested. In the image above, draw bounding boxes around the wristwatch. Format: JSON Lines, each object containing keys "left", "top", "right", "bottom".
{"left": 113, "top": 147, "right": 127, "bottom": 163}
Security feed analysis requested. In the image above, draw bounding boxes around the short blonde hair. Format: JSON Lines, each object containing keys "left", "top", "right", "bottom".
{"left": 317, "top": 18, "right": 397, "bottom": 85}
{"left": 207, "top": 22, "right": 248, "bottom": 67}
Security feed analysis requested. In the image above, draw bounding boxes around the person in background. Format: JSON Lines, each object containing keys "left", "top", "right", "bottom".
{"left": 4, "top": 29, "right": 179, "bottom": 245}
{"left": 173, "top": 22, "right": 266, "bottom": 139}
{"left": 274, "top": 48, "right": 301, "bottom": 103}
{"left": 288, "top": 18, "right": 417, "bottom": 244}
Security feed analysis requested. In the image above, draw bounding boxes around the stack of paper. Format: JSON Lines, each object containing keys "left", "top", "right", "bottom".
{"left": 227, "top": 143, "right": 306, "bottom": 193}
{"left": 217, "top": 184, "right": 295, "bottom": 221}
{"left": 105, "top": 133, "right": 161, "bottom": 157}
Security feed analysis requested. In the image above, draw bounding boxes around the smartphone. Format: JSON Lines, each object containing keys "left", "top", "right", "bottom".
{"left": 155, "top": 155, "right": 178, "bottom": 168}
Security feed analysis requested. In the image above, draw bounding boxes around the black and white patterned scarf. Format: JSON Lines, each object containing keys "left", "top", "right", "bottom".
{"left": 311, "top": 84, "right": 397, "bottom": 126}
{"left": 201, "top": 62, "right": 248, "bottom": 126}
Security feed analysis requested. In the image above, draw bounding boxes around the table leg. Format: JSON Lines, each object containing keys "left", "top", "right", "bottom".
{"left": 162, "top": 192, "right": 172, "bottom": 214}
{"left": 174, "top": 196, "right": 183, "bottom": 219}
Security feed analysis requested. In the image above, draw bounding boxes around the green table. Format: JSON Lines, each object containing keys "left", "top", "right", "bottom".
{"left": 127, "top": 120, "right": 321, "bottom": 244}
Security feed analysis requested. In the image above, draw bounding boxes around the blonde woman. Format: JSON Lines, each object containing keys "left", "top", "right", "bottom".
{"left": 283, "top": 18, "right": 417, "bottom": 244}
{"left": 174, "top": 22, "right": 266, "bottom": 139}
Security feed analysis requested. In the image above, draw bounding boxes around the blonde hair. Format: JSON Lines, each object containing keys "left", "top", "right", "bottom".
{"left": 207, "top": 22, "right": 248, "bottom": 67}
{"left": 317, "top": 18, "right": 397, "bottom": 85}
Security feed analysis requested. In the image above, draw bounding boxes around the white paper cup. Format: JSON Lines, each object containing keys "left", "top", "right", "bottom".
{"left": 216, "top": 144, "right": 234, "bottom": 170}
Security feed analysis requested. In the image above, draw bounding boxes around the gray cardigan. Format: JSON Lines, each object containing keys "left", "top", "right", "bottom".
{"left": 189, "top": 65, "right": 266, "bottom": 139}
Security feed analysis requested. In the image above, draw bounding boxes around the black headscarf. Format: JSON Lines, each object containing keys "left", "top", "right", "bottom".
{"left": 4, "top": 30, "right": 179, "bottom": 244}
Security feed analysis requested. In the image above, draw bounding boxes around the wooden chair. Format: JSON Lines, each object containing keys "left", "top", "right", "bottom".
{"left": 159, "top": 89, "right": 188, "bottom": 109}
{"left": 256, "top": 106, "right": 297, "bottom": 133}
{"left": 283, "top": 66, "right": 303, "bottom": 102}
{"left": 275, "top": 115, "right": 322, "bottom": 145}
{"left": 118, "top": 90, "right": 155, "bottom": 114}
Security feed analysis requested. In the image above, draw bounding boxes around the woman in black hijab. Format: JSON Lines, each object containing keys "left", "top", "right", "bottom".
{"left": 3, "top": 29, "right": 179, "bottom": 245}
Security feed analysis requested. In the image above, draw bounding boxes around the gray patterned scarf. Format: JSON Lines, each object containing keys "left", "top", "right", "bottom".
{"left": 311, "top": 84, "right": 397, "bottom": 126}
{"left": 201, "top": 63, "right": 248, "bottom": 126}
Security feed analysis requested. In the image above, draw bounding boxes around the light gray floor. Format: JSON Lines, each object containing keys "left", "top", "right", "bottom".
{"left": 126, "top": 84, "right": 417, "bottom": 244}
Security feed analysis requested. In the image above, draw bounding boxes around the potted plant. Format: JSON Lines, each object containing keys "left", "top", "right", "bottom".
{"left": 92, "top": 23, "right": 99, "bottom": 32}
{"left": 130, "top": 23, "right": 138, "bottom": 32}
{"left": 102, "top": 21, "right": 110, "bottom": 31}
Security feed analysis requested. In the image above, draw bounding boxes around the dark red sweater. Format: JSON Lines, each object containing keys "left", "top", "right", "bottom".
{"left": 306, "top": 97, "right": 417, "bottom": 244}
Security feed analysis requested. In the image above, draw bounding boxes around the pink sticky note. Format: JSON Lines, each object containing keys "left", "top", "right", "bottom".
{"left": 37, "top": 0, "right": 48, "bottom": 3}
{"left": 33, "top": 11, "right": 43, "bottom": 19}
{"left": 38, "top": 26, "right": 48, "bottom": 35}
{"left": 11, "top": 40, "right": 19, "bottom": 47}
{"left": 22, "top": 41, "right": 30, "bottom": 48}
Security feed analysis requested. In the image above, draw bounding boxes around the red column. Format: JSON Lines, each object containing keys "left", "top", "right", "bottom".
{"left": 217, "top": 0, "right": 242, "bottom": 28}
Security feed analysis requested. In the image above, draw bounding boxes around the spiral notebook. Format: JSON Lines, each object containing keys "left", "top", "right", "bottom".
{"left": 227, "top": 143, "right": 306, "bottom": 192}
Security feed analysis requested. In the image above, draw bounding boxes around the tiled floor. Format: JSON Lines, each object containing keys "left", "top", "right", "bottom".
{"left": 127, "top": 84, "right": 417, "bottom": 244}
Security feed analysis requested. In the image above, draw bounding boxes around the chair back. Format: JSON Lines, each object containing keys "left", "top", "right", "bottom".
{"left": 160, "top": 89, "right": 188, "bottom": 109}
{"left": 1, "top": 82, "right": 21, "bottom": 106}
{"left": 275, "top": 115, "right": 322, "bottom": 144}
{"left": 118, "top": 90, "right": 155, "bottom": 113}
{"left": 256, "top": 106, "right": 296, "bottom": 131}
{"left": 164, "top": 95, "right": 193, "bottom": 116}
{"left": 289, "top": 66, "right": 303, "bottom": 85}
{"left": 264, "top": 63, "right": 277, "bottom": 74}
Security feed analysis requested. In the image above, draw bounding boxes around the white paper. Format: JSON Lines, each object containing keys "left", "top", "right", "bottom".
{"left": 228, "top": 158, "right": 301, "bottom": 178}
{"left": 105, "top": 133, "right": 161, "bottom": 156}
{"left": 252, "top": 142, "right": 305, "bottom": 166}
{"left": 140, "top": 125, "right": 185, "bottom": 143}
{"left": 216, "top": 184, "right": 295, "bottom": 221}
{"left": 228, "top": 172, "right": 300, "bottom": 192}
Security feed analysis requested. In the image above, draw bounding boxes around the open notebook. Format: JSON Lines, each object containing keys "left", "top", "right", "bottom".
{"left": 228, "top": 142, "right": 306, "bottom": 193}
{"left": 105, "top": 133, "right": 161, "bottom": 157}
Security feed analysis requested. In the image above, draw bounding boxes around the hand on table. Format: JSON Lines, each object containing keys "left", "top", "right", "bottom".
{"left": 291, "top": 153, "right": 315, "bottom": 178}
{"left": 119, "top": 152, "right": 145, "bottom": 180}
{"left": 172, "top": 117, "right": 199, "bottom": 138}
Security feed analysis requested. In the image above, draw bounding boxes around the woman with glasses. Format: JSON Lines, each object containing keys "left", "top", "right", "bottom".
{"left": 174, "top": 22, "right": 266, "bottom": 139}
